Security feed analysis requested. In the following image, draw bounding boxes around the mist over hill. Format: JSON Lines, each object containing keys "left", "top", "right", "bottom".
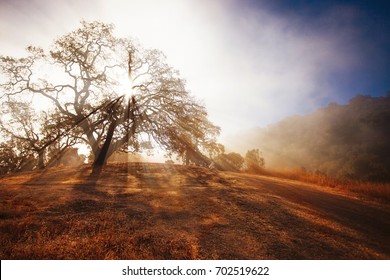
{"left": 230, "top": 94, "right": 390, "bottom": 182}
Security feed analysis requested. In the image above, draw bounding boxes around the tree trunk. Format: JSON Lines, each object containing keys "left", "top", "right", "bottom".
{"left": 185, "top": 149, "right": 190, "bottom": 165}
{"left": 92, "top": 120, "right": 117, "bottom": 172}
{"left": 38, "top": 149, "right": 45, "bottom": 169}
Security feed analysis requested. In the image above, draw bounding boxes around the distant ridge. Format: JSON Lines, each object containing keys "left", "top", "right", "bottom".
{"left": 233, "top": 94, "right": 390, "bottom": 182}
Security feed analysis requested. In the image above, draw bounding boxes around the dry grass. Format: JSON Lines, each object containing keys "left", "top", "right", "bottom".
{"left": 0, "top": 163, "right": 389, "bottom": 259}
{"left": 245, "top": 167, "right": 390, "bottom": 202}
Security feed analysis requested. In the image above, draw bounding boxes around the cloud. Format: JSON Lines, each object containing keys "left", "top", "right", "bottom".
{"left": 173, "top": 1, "right": 365, "bottom": 136}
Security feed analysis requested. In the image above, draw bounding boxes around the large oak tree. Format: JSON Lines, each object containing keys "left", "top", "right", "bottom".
{"left": 0, "top": 21, "right": 220, "bottom": 170}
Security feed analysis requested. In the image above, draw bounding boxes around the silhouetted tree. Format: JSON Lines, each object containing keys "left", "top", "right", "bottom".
{"left": 243, "top": 148, "right": 265, "bottom": 173}
{"left": 245, "top": 149, "right": 265, "bottom": 167}
{"left": 0, "top": 100, "right": 71, "bottom": 169}
{"left": 0, "top": 137, "right": 35, "bottom": 174}
{"left": 0, "top": 21, "right": 220, "bottom": 172}
{"left": 206, "top": 142, "right": 225, "bottom": 161}
{"left": 0, "top": 141, "right": 20, "bottom": 174}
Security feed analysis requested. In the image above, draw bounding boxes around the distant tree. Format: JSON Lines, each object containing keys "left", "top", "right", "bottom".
{"left": 0, "top": 138, "right": 35, "bottom": 174}
{"left": 53, "top": 147, "right": 84, "bottom": 167}
{"left": 243, "top": 149, "right": 265, "bottom": 173}
{"left": 245, "top": 149, "right": 265, "bottom": 167}
{"left": 227, "top": 152, "right": 245, "bottom": 170}
{"left": 47, "top": 141, "right": 81, "bottom": 167}
{"left": 0, "top": 141, "right": 20, "bottom": 174}
{"left": 0, "top": 100, "right": 72, "bottom": 169}
{"left": 214, "top": 152, "right": 245, "bottom": 171}
{"left": 0, "top": 21, "right": 220, "bottom": 172}
{"left": 206, "top": 142, "right": 225, "bottom": 160}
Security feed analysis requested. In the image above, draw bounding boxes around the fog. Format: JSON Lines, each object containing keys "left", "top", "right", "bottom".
{"left": 229, "top": 95, "right": 390, "bottom": 181}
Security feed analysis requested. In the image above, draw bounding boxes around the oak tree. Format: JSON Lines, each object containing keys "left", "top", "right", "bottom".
{"left": 0, "top": 21, "right": 220, "bottom": 171}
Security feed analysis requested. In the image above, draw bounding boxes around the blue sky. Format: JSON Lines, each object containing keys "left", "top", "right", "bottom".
{"left": 253, "top": 0, "right": 390, "bottom": 99}
{"left": 0, "top": 0, "right": 389, "bottom": 138}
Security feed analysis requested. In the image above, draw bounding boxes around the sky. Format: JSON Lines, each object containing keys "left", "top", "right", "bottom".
{"left": 0, "top": 0, "right": 389, "bottom": 141}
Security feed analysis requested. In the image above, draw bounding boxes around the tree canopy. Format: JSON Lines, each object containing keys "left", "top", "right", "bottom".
{"left": 0, "top": 21, "right": 220, "bottom": 171}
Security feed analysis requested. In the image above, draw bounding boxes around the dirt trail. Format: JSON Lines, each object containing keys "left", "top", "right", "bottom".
{"left": 0, "top": 163, "right": 389, "bottom": 259}
{"left": 224, "top": 173, "right": 390, "bottom": 258}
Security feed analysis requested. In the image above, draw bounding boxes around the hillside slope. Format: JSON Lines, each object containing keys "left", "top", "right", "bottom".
{"left": 232, "top": 94, "right": 390, "bottom": 182}
{"left": 0, "top": 162, "right": 389, "bottom": 259}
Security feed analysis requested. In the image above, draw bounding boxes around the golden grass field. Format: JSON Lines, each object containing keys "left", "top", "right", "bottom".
{"left": 248, "top": 167, "right": 390, "bottom": 202}
{"left": 0, "top": 162, "right": 389, "bottom": 259}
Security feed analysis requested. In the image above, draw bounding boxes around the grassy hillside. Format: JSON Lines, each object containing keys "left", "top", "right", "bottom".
{"left": 1, "top": 162, "right": 389, "bottom": 259}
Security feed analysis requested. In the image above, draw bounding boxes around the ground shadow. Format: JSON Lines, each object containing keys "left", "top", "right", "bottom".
{"left": 1, "top": 162, "right": 389, "bottom": 259}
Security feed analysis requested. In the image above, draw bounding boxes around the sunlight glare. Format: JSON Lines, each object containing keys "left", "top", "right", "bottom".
{"left": 125, "top": 78, "right": 134, "bottom": 102}
{"left": 117, "top": 75, "right": 134, "bottom": 102}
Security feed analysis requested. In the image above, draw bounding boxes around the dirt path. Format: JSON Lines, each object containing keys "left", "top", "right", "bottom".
{"left": 222, "top": 173, "right": 390, "bottom": 259}
{"left": 0, "top": 163, "right": 389, "bottom": 259}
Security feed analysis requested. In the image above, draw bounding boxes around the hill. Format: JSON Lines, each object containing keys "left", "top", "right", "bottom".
{"left": 232, "top": 94, "right": 390, "bottom": 182}
{"left": 1, "top": 162, "right": 389, "bottom": 259}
